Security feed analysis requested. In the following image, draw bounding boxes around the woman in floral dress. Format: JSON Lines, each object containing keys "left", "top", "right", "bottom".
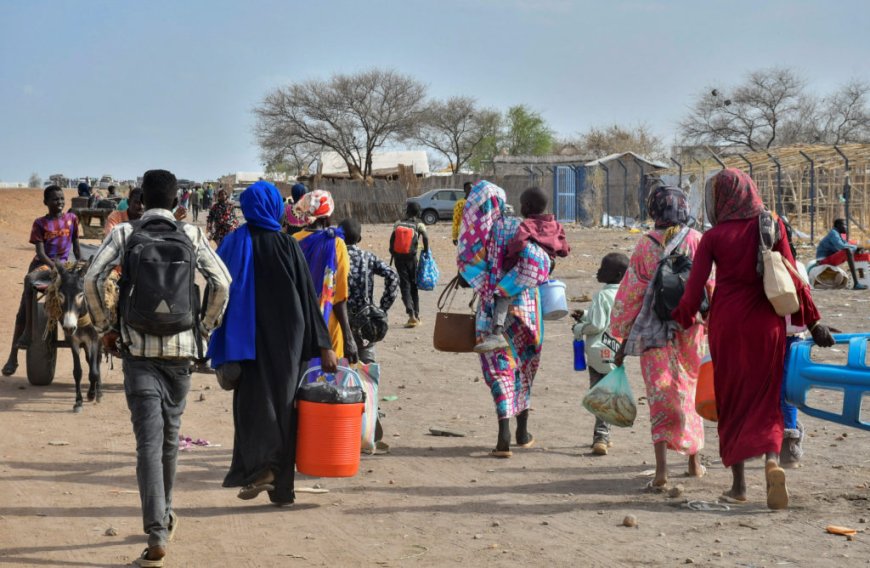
{"left": 207, "top": 189, "right": 239, "bottom": 246}
{"left": 611, "top": 185, "right": 706, "bottom": 489}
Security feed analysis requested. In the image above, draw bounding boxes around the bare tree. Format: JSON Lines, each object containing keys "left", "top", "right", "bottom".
{"left": 28, "top": 172, "right": 42, "bottom": 188}
{"left": 254, "top": 69, "right": 427, "bottom": 179}
{"left": 414, "top": 97, "right": 500, "bottom": 173}
{"left": 574, "top": 124, "right": 666, "bottom": 160}
{"left": 680, "top": 68, "right": 805, "bottom": 149}
{"left": 817, "top": 80, "right": 870, "bottom": 144}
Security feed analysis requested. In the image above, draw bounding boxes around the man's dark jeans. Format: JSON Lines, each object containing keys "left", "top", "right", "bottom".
{"left": 123, "top": 357, "right": 191, "bottom": 547}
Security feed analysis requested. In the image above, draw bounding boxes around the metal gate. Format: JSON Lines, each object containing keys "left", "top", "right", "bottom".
{"left": 553, "top": 166, "right": 583, "bottom": 222}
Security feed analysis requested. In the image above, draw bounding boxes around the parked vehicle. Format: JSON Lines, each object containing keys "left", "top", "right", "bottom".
{"left": 407, "top": 189, "right": 464, "bottom": 225}
{"left": 407, "top": 188, "right": 514, "bottom": 225}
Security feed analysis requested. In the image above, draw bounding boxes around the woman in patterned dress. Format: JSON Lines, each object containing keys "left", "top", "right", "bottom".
{"left": 457, "top": 181, "right": 551, "bottom": 458}
{"left": 610, "top": 185, "right": 706, "bottom": 489}
{"left": 207, "top": 189, "right": 239, "bottom": 246}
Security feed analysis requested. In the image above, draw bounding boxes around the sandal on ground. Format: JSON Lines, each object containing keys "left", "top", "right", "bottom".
{"left": 591, "top": 441, "right": 608, "bottom": 455}
{"left": 1, "top": 361, "right": 17, "bottom": 377}
{"left": 237, "top": 481, "right": 275, "bottom": 500}
{"left": 490, "top": 448, "right": 513, "bottom": 458}
{"left": 766, "top": 460, "right": 789, "bottom": 510}
{"left": 718, "top": 492, "right": 748, "bottom": 505}
{"left": 296, "top": 487, "right": 330, "bottom": 494}
{"left": 167, "top": 511, "right": 178, "bottom": 542}
{"left": 684, "top": 500, "right": 731, "bottom": 512}
{"left": 133, "top": 546, "right": 166, "bottom": 567}
{"left": 515, "top": 435, "right": 535, "bottom": 449}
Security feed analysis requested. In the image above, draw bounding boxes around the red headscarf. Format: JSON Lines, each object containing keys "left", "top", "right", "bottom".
{"left": 705, "top": 168, "right": 765, "bottom": 226}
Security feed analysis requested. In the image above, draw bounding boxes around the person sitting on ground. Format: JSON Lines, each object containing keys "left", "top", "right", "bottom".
{"left": 452, "top": 181, "right": 472, "bottom": 245}
{"left": 816, "top": 218, "right": 867, "bottom": 290}
{"left": 475, "top": 186, "right": 570, "bottom": 353}
{"left": 572, "top": 252, "right": 629, "bottom": 456}
{"left": 338, "top": 218, "right": 399, "bottom": 363}
{"left": 390, "top": 202, "right": 429, "bottom": 328}
{"left": 104, "top": 187, "right": 145, "bottom": 236}
{"left": 3, "top": 185, "right": 81, "bottom": 377}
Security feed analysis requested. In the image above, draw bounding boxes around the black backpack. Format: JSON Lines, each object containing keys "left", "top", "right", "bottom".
{"left": 119, "top": 218, "right": 199, "bottom": 336}
{"left": 649, "top": 229, "right": 708, "bottom": 321}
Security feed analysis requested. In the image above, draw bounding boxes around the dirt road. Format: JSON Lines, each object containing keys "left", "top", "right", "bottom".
{"left": 0, "top": 188, "right": 868, "bottom": 567}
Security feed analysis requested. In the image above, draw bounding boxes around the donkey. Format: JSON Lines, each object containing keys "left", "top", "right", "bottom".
{"left": 53, "top": 262, "right": 102, "bottom": 412}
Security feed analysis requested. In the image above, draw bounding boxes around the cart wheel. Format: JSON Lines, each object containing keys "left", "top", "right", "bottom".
{"left": 27, "top": 302, "right": 57, "bottom": 386}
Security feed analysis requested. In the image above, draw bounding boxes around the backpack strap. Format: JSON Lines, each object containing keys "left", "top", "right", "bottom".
{"left": 648, "top": 226, "right": 690, "bottom": 259}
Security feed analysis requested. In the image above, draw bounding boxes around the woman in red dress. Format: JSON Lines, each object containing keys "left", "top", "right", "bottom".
{"left": 673, "top": 168, "right": 834, "bottom": 510}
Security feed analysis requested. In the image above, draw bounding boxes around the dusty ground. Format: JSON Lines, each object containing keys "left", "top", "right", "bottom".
{"left": 0, "top": 188, "right": 869, "bottom": 567}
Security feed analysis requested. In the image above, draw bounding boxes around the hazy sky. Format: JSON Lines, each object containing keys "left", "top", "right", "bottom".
{"left": 2, "top": 0, "right": 868, "bottom": 183}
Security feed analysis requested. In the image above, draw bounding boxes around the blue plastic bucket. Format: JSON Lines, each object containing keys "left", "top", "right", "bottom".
{"left": 540, "top": 280, "right": 568, "bottom": 321}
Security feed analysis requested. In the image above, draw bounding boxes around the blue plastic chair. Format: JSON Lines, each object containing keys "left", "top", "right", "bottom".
{"left": 785, "top": 333, "right": 870, "bottom": 431}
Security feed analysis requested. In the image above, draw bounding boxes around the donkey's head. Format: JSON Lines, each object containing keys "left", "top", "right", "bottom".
{"left": 54, "top": 261, "right": 89, "bottom": 335}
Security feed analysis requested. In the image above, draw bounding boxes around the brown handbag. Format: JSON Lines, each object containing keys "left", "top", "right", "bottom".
{"left": 433, "top": 276, "right": 477, "bottom": 353}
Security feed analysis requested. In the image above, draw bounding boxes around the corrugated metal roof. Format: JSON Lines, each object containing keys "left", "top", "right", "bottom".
{"left": 584, "top": 152, "right": 668, "bottom": 169}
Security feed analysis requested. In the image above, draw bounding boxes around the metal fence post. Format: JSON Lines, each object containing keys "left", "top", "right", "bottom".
{"left": 633, "top": 156, "right": 646, "bottom": 221}
{"left": 693, "top": 158, "right": 706, "bottom": 225}
{"left": 799, "top": 150, "right": 816, "bottom": 244}
{"left": 767, "top": 152, "right": 783, "bottom": 216}
{"left": 617, "top": 160, "right": 628, "bottom": 226}
{"left": 670, "top": 157, "right": 683, "bottom": 185}
{"left": 705, "top": 146, "right": 726, "bottom": 168}
{"left": 601, "top": 164, "right": 611, "bottom": 227}
{"left": 834, "top": 145, "right": 851, "bottom": 238}
{"left": 738, "top": 154, "right": 753, "bottom": 179}
{"left": 552, "top": 166, "right": 559, "bottom": 218}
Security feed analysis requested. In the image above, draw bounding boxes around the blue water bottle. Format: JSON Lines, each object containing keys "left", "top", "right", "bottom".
{"left": 573, "top": 339, "right": 587, "bottom": 371}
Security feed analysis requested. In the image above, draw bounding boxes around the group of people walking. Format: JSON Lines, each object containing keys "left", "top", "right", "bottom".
{"left": 5, "top": 168, "right": 843, "bottom": 565}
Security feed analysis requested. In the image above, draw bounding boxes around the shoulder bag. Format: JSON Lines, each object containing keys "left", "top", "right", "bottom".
{"left": 758, "top": 213, "right": 800, "bottom": 316}
{"left": 433, "top": 275, "right": 477, "bottom": 353}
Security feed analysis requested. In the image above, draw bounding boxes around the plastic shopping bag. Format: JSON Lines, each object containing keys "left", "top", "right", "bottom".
{"left": 581, "top": 366, "right": 637, "bottom": 427}
{"left": 416, "top": 250, "right": 440, "bottom": 291}
{"left": 350, "top": 362, "right": 380, "bottom": 453}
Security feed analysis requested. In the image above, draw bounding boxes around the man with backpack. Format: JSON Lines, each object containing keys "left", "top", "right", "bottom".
{"left": 390, "top": 201, "right": 429, "bottom": 328}
{"left": 84, "top": 169, "right": 231, "bottom": 568}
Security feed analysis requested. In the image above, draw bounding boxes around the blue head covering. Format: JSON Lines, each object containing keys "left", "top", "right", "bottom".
{"left": 241, "top": 181, "right": 284, "bottom": 231}
{"left": 291, "top": 182, "right": 307, "bottom": 203}
{"left": 207, "top": 181, "right": 283, "bottom": 367}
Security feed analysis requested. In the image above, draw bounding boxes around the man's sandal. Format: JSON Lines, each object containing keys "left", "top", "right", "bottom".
{"left": 1, "top": 362, "right": 17, "bottom": 377}
{"left": 133, "top": 546, "right": 165, "bottom": 567}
